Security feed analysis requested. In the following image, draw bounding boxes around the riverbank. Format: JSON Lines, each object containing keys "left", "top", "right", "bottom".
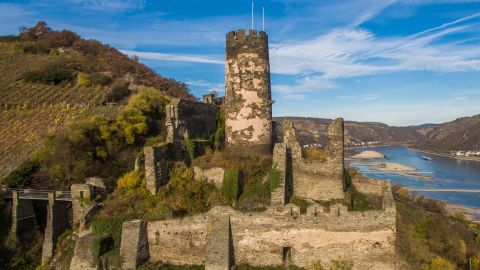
{"left": 443, "top": 201, "right": 480, "bottom": 224}
{"left": 408, "top": 147, "right": 480, "bottom": 162}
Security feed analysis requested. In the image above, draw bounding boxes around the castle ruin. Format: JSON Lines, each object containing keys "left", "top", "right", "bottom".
{"left": 102, "top": 28, "right": 397, "bottom": 269}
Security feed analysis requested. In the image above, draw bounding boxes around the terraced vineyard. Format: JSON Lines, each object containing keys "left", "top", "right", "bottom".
{"left": 0, "top": 43, "right": 121, "bottom": 179}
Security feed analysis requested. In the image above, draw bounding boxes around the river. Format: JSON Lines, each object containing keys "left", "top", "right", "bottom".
{"left": 347, "top": 146, "right": 480, "bottom": 209}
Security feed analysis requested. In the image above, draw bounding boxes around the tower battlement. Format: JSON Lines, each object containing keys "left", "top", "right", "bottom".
{"left": 226, "top": 30, "right": 269, "bottom": 55}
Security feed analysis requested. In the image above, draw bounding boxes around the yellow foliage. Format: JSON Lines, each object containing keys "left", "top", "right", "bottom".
{"left": 77, "top": 72, "right": 91, "bottom": 86}
{"left": 304, "top": 146, "right": 327, "bottom": 162}
{"left": 117, "top": 171, "right": 143, "bottom": 192}
{"left": 472, "top": 253, "right": 480, "bottom": 270}
{"left": 422, "top": 257, "right": 455, "bottom": 270}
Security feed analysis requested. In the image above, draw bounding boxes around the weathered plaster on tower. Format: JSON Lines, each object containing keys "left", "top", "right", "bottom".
{"left": 224, "top": 30, "right": 272, "bottom": 156}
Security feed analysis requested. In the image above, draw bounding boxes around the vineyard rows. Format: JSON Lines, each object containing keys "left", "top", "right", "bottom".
{"left": 0, "top": 104, "right": 119, "bottom": 179}
{"left": 0, "top": 43, "right": 121, "bottom": 179}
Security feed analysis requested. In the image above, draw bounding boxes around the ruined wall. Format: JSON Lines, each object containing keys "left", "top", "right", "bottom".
{"left": 166, "top": 98, "right": 217, "bottom": 143}
{"left": 275, "top": 119, "right": 345, "bottom": 202}
{"left": 224, "top": 30, "right": 272, "bottom": 156}
{"left": 144, "top": 143, "right": 174, "bottom": 194}
{"left": 145, "top": 205, "right": 396, "bottom": 270}
{"left": 120, "top": 220, "right": 149, "bottom": 270}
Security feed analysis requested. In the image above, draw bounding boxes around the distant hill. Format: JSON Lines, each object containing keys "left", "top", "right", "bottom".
{"left": 0, "top": 21, "right": 192, "bottom": 179}
{"left": 416, "top": 114, "right": 480, "bottom": 152}
{"left": 274, "top": 115, "right": 480, "bottom": 152}
{"left": 408, "top": 123, "right": 439, "bottom": 135}
{"left": 274, "top": 117, "right": 423, "bottom": 147}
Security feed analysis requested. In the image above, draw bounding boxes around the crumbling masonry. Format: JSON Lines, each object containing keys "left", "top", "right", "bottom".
{"left": 224, "top": 30, "right": 273, "bottom": 156}
{"left": 272, "top": 119, "right": 345, "bottom": 203}
{"left": 129, "top": 119, "right": 397, "bottom": 270}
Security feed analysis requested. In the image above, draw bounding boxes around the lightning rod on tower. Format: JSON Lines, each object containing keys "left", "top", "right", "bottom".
{"left": 262, "top": 6, "right": 265, "bottom": 31}
{"left": 252, "top": 0, "right": 254, "bottom": 30}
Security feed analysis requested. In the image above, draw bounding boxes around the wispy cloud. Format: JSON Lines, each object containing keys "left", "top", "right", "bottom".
{"left": 270, "top": 12, "right": 480, "bottom": 97}
{"left": 185, "top": 79, "right": 225, "bottom": 93}
{"left": 362, "top": 95, "right": 379, "bottom": 101}
{"left": 68, "top": 0, "right": 145, "bottom": 11}
{"left": 121, "top": 50, "right": 224, "bottom": 65}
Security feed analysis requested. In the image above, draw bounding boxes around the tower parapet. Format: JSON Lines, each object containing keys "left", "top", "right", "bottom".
{"left": 224, "top": 29, "right": 272, "bottom": 156}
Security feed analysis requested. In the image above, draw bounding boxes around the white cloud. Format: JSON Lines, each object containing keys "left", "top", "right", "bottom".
{"left": 121, "top": 50, "right": 224, "bottom": 65}
{"left": 68, "top": 0, "right": 145, "bottom": 11}
{"left": 273, "top": 75, "right": 337, "bottom": 99}
{"left": 185, "top": 79, "right": 225, "bottom": 93}
{"left": 270, "top": 12, "right": 480, "bottom": 97}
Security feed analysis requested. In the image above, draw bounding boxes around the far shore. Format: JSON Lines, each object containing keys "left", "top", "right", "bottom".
{"left": 439, "top": 200, "right": 480, "bottom": 224}
{"left": 407, "top": 147, "right": 480, "bottom": 162}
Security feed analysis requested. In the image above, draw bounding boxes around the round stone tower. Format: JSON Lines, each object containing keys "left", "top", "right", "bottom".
{"left": 224, "top": 29, "right": 272, "bottom": 156}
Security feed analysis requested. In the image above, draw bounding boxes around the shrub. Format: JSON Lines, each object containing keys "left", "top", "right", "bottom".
{"left": 269, "top": 167, "right": 282, "bottom": 191}
{"left": 423, "top": 257, "right": 455, "bottom": 270}
{"left": 161, "top": 162, "right": 219, "bottom": 214}
{"left": 350, "top": 192, "right": 375, "bottom": 211}
{"left": 214, "top": 110, "right": 225, "bottom": 149}
{"left": 23, "top": 59, "right": 75, "bottom": 85}
{"left": 91, "top": 217, "right": 123, "bottom": 260}
{"left": 107, "top": 78, "right": 130, "bottom": 102}
{"left": 472, "top": 254, "right": 480, "bottom": 270}
{"left": 0, "top": 35, "right": 20, "bottom": 42}
{"left": 221, "top": 167, "right": 239, "bottom": 205}
{"left": 76, "top": 72, "right": 91, "bottom": 86}
{"left": 117, "top": 171, "right": 142, "bottom": 192}
{"left": 89, "top": 72, "right": 112, "bottom": 86}
{"left": 237, "top": 181, "right": 270, "bottom": 212}
{"left": 303, "top": 146, "right": 327, "bottom": 162}
{"left": 13, "top": 41, "right": 49, "bottom": 54}
{"left": 2, "top": 160, "right": 39, "bottom": 188}
{"left": 185, "top": 136, "right": 196, "bottom": 163}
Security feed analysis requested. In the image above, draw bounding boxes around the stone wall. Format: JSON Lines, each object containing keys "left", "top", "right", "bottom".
{"left": 120, "top": 220, "right": 149, "bottom": 270}
{"left": 205, "top": 215, "right": 234, "bottom": 270}
{"left": 144, "top": 143, "right": 174, "bottom": 194}
{"left": 273, "top": 119, "right": 345, "bottom": 202}
{"left": 166, "top": 98, "right": 217, "bottom": 143}
{"left": 224, "top": 30, "right": 272, "bottom": 156}
{"left": 145, "top": 204, "right": 396, "bottom": 269}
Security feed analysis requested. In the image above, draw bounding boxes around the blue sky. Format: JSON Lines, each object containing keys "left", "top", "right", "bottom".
{"left": 1, "top": 0, "right": 480, "bottom": 126}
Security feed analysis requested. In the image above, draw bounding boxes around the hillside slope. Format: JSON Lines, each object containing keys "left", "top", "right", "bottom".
{"left": 0, "top": 22, "right": 191, "bottom": 179}
{"left": 416, "top": 114, "right": 480, "bottom": 152}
